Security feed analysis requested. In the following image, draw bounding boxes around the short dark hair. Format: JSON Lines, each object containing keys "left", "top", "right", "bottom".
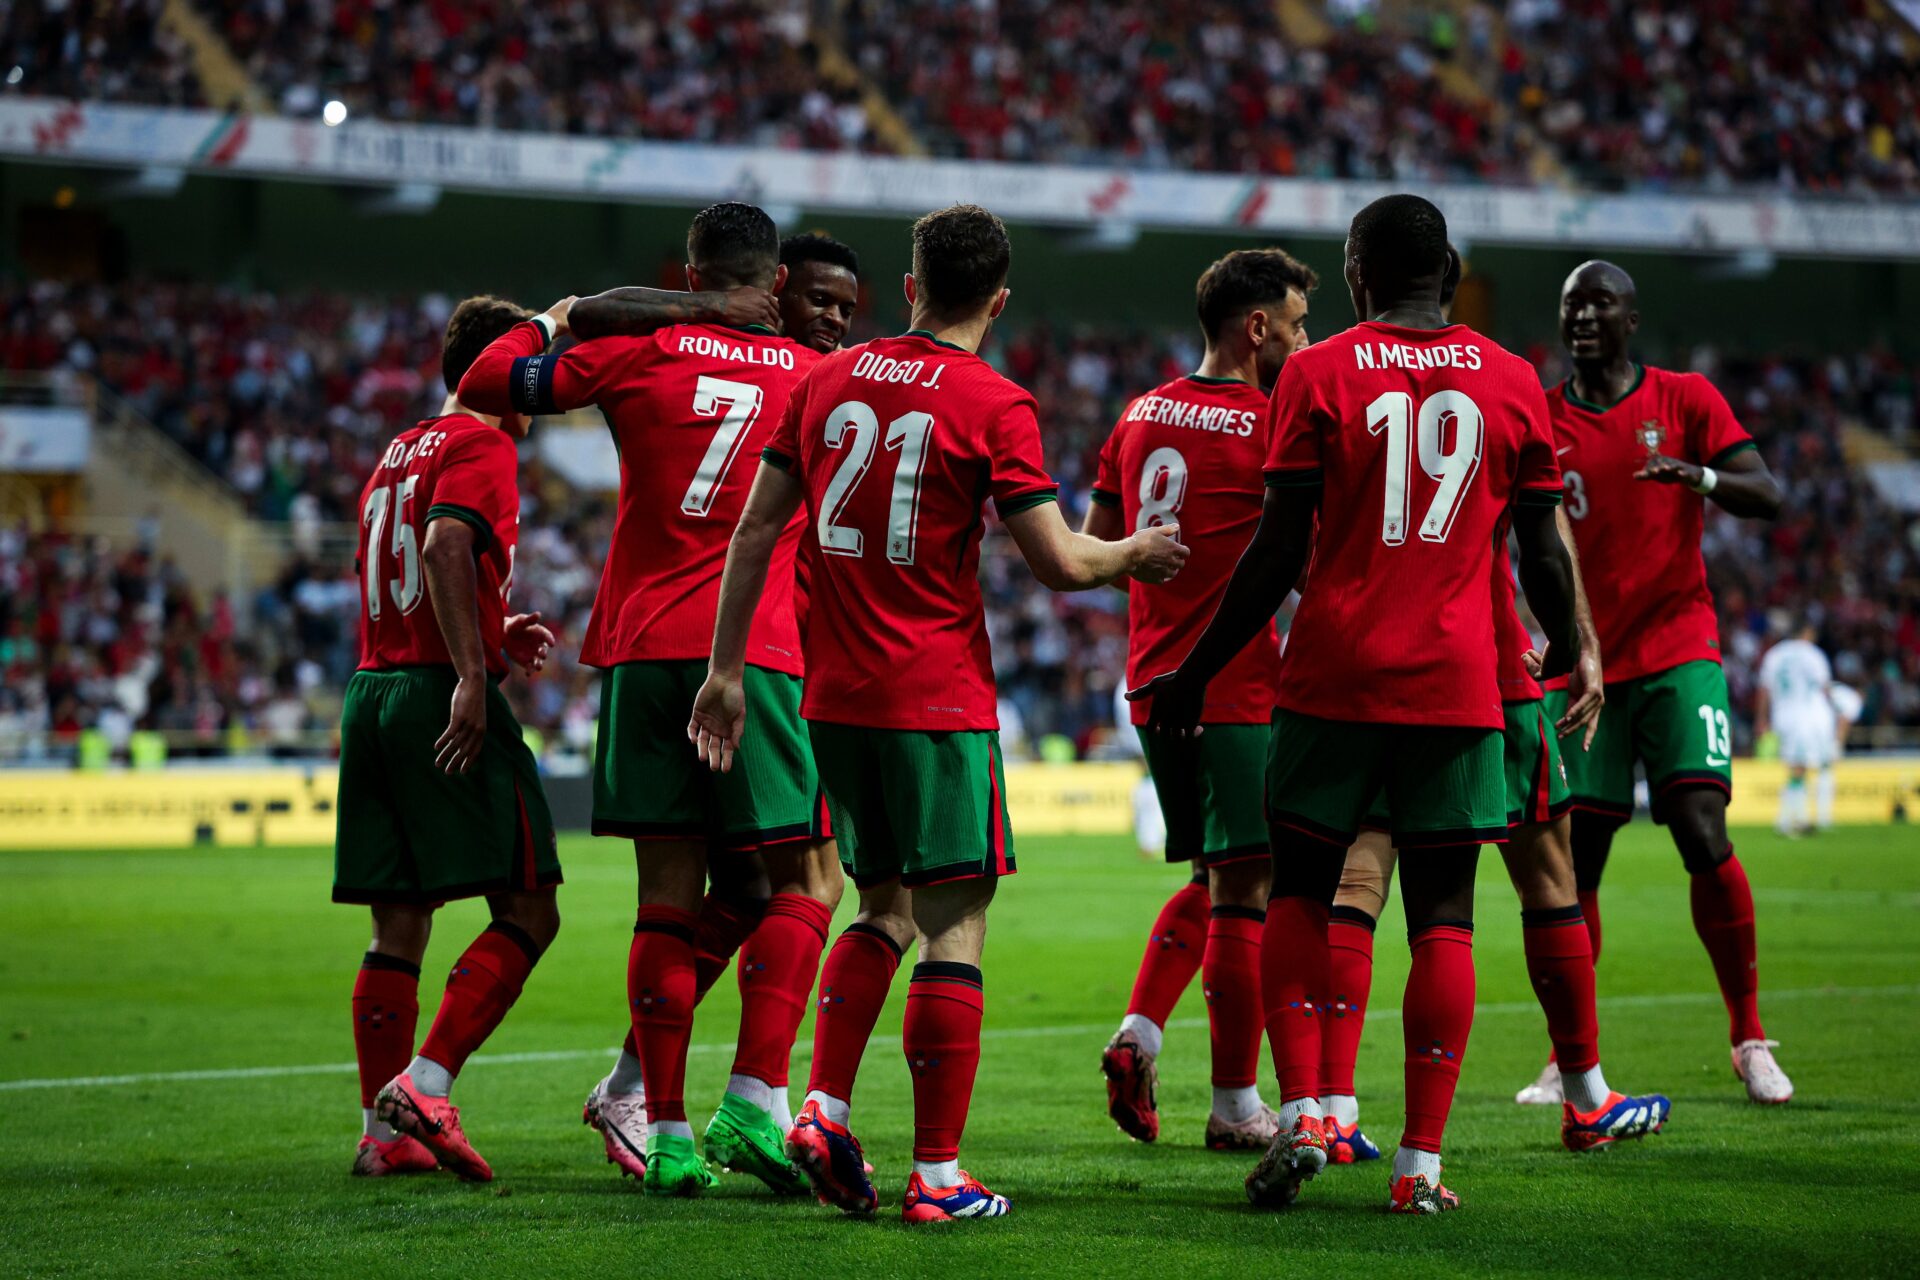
{"left": 1195, "top": 249, "right": 1319, "bottom": 341}
{"left": 443, "top": 295, "right": 532, "bottom": 391}
{"left": 911, "top": 204, "right": 1011, "bottom": 317}
{"left": 1348, "top": 194, "right": 1449, "bottom": 296}
{"left": 781, "top": 231, "right": 860, "bottom": 279}
{"left": 687, "top": 201, "right": 780, "bottom": 289}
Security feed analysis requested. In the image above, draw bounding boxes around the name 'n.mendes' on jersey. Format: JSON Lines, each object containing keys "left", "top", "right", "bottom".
{"left": 1546, "top": 364, "right": 1755, "bottom": 684}
{"left": 763, "top": 331, "right": 1059, "bottom": 732}
{"left": 1267, "top": 320, "right": 1565, "bottom": 729}
{"left": 458, "top": 320, "right": 818, "bottom": 675}
{"left": 1094, "top": 375, "right": 1280, "bottom": 725}
{"left": 355, "top": 414, "right": 520, "bottom": 677}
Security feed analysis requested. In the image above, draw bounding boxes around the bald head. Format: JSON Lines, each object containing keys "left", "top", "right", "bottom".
{"left": 1559, "top": 259, "right": 1639, "bottom": 368}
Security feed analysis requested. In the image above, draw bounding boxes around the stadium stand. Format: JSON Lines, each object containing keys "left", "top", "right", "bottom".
{"left": 7, "top": 2, "right": 1916, "bottom": 191}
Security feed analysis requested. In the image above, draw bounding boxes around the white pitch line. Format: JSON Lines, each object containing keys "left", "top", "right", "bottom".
{"left": 1, "top": 983, "right": 1912, "bottom": 1095}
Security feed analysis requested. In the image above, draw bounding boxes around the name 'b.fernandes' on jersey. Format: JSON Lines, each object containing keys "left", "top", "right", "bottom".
{"left": 1266, "top": 321, "right": 1564, "bottom": 728}
{"left": 458, "top": 321, "right": 818, "bottom": 675}
{"left": 1093, "top": 375, "right": 1280, "bottom": 725}
{"left": 762, "top": 332, "right": 1059, "bottom": 731}
{"left": 355, "top": 414, "right": 519, "bottom": 677}
{"left": 1547, "top": 365, "right": 1754, "bottom": 684}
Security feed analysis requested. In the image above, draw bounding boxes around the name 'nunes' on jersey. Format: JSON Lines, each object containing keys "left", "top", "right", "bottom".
{"left": 1266, "top": 320, "right": 1564, "bottom": 729}
{"left": 1094, "top": 375, "right": 1280, "bottom": 725}
{"left": 763, "top": 331, "right": 1059, "bottom": 732}
{"left": 355, "top": 414, "right": 520, "bottom": 677}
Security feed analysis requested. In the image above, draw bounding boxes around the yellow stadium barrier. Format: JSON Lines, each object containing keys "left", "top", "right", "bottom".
{"left": 2, "top": 757, "right": 1913, "bottom": 851}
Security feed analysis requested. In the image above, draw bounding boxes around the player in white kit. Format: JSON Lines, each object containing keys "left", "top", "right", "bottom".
{"left": 1755, "top": 622, "right": 1834, "bottom": 836}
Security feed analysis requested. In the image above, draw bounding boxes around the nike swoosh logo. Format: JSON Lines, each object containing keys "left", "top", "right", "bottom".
{"left": 1556, "top": 446, "right": 1574, "bottom": 456}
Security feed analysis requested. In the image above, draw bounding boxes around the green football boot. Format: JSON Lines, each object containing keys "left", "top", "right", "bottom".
{"left": 704, "top": 1093, "right": 807, "bottom": 1194}
{"left": 642, "top": 1132, "right": 719, "bottom": 1197}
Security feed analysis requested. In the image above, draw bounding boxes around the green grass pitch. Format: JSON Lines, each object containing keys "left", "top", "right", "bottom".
{"left": 4, "top": 826, "right": 1918, "bottom": 1277}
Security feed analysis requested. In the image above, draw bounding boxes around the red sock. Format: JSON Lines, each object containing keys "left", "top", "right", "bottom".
{"left": 695, "top": 892, "right": 767, "bottom": 1003}
{"left": 1577, "top": 888, "right": 1602, "bottom": 964}
{"left": 1401, "top": 924, "right": 1475, "bottom": 1154}
{"left": 352, "top": 953, "right": 420, "bottom": 1107}
{"left": 904, "top": 962, "right": 985, "bottom": 1163}
{"left": 731, "top": 893, "right": 834, "bottom": 1087}
{"left": 1522, "top": 905, "right": 1600, "bottom": 1073}
{"left": 628, "top": 905, "right": 698, "bottom": 1123}
{"left": 808, "top": 923, "right": 903, "bottom": 1102}
{"left": 1690, "top": 850, "right": 1764, "bottom": 1043}
{"left": 418, "top": 922, "right": 540, "bottom": 1079}
{"left": 1262, "top": 895, "right": 1331, "bottom": 1103}
{"left": 1202, "top": 907, "right": 1264, "bottom": 1089}
{"left": 1321, "top": 911, "right": 1376, "bottom": 1098}
{"left": 1125, "top": 879, "right": 1210, "bottom": 1028}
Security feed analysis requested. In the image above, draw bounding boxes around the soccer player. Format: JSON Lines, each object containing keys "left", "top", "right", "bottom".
{"left": 535, "top": 231, "right": 866, "bottom": 1186}
{"left": 1133, "top": 194, "right": 1586, "bottom": 1214}
{"left": 778, "top": 232, "right": 862, "bottom": 353}
{"left": 337, "top": 295, "right": 563, "bottom": 1182}
{"left": 1316, "top": 249, "right": 1669, "bottom": 1161}
{"left": 1755, "top": 621, "right": 1835, "bottom": 837}
{"left": 459, "top": 203, "right": 843, "bottom": 1197}
{"left": 689, "top": 204, "right": 1188, "bottom": 1223}
{"left": 1088, "top": 248, "right": 1317, "bottom": 1151}
{"left": 1544, "top": 260, "right": 1790, "bottom": 1105}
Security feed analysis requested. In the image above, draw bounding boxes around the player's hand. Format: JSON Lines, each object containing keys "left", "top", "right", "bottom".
{"left": 719, "top": 286, "right": 781, "bottom": 331}
{"left": 1127, "top": 667, "right": 1206, "bottom": 739}
{"left": 435, "top": 676, "right": 488, "bottom": 775}
{"left": 1126, "top": 523, "right": 1189, "bottom": 585}
{"left": 1533, "top": 641, "right": 1605, "bottom": 749}
{"left": 542, "top": 296, "right": 578, "bottom": 340}
{"left": 1632, "top": 454, "right": 1702, "bottom": 487}
{"left": 504, "top": 611, "right": 556, "bottom": 677}
{"left": 688, "top": 670, "right": 747, "bottom": 774}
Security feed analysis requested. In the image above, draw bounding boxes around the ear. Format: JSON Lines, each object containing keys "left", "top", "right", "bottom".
{"left": 1244, "top": 307, "right": 1270, "bottom": 348}
{"left": 903, "top": 272, "right": 918, "bottom": 308}
{"left": 685, "top": 263, "right": 701, "bottom": 292}
{"left": 772, "top": 263, "right": 789, "bottom": 295}
{"left": 988, "top": 287, "right": 1010, "bottom": 321}
{"left": 1626, "top": 307, "right": 1641, "bottom": 336}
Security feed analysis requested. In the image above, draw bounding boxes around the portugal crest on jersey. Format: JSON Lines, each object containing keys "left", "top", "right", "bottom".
{"left": 1639, "top": 420, "right": 1666, "bottom": 457}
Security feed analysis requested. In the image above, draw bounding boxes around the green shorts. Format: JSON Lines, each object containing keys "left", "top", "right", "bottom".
{"left": 333, "top": 667, "right": 560, "bottom": 905}
{"left": 592, "top": 660, "right": 830, "bottom": 850}
{"left": 1362, "top": 700, "right": 1570, "bottom": 833}
{"left": 1544, "top": 659, "right": 1733, "bottom": 824}
{"left": 1137, "top": 723, "right": 1268, "bottom": 866}
{"left": 808, "top": 721, "right": 1013, "bottom": 888}
{"left": 1268, "top": 708, "right": 1506, "bottom": 849}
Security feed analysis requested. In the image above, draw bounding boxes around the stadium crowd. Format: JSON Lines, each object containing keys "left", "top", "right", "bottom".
{"left": 5, "top": 271, "right": 1919, "bottom": 763}
{"left": 6, "top": 1, "right": 1918, "bottom": 191}
{"left": 1495, "top": 0, "right": 1920, "bottom": 194}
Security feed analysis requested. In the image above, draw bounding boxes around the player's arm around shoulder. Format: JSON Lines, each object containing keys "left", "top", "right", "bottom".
{"left": 1006, "top": 499, "right": 1186, "bottom": 591}
{"left": 568, "top": 284, "right": 779, "bottom": 339}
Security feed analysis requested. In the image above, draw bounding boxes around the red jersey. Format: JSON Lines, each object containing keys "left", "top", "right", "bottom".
{"left": 355, "top": 414, "right": 519, "bottom": 677}
{"left": 460, "top": 321, "right": 817, "bottom": 675}
{"left": 1093, "top": 375, "right": 1281, "bottom": 725}
{"left": 1546, "top": 365, "right": 1753, "bottom": 684}
{"left": 1266, "top": 321, "right": 1563, "bottom": 728}
{"left": 764, "top": 331, "right": 1058, "bottom": 731}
